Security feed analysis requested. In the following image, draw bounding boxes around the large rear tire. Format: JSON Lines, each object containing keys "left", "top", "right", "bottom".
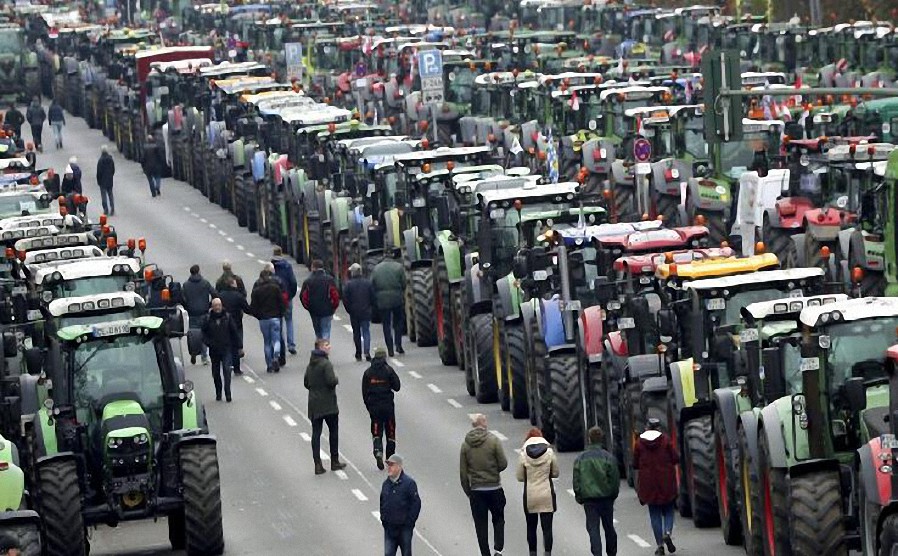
{"left": 685, "top": 415, "right": 720, "bottom": 527}
{"left": 878, "top": 513, "right": 898, "bottom": 556}
{"left": 758, "top": 430, "right": 791, "bottom": 556}
{"left": 547, "top": 354, "right": 585, "bottom": 452}
{"left": 4, "top": 519, "right": 41, "bottom": 556}
{"left": 789, "top": 472, "right": 846, "bottom": 556}
{"left": 36, "top": 459, "right": 85, "bottom": 556}
{"left": 504, "top": 323, "right": 528, "bottom": 419}
{"left": 181, "top": 443, "right": 225, "bottom": 556}
{"left": 434, "top": 258, "right": 457, "bottom": 366}
{"left": 412, "top": 267, "right": 436, "bottom": 347}
{"left": 306, "top": 217, "right": 321, "bottom": 270}
{"left": 714, "top": 412, "right": 742, "bottom": 545}
{"left": 470, "top": 314, "right": 497, "bottom": 403}
{"left": 737, "top": 426, "right": 763, "bottom": 556}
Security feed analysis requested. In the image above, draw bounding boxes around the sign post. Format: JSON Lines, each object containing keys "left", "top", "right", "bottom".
{"left": 284, "top": 42, "right": 303, "bottom": 83}
{"left": 417, "top": 49, "right": 443, "bottom": 143}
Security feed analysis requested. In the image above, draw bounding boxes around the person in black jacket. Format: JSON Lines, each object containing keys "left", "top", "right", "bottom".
{"left": 362, "top": 347, "right": 401, "bottom": 470}
{"left": 201, "top": 298, "right": 240, "bottom": 402}
{"left": 250, "top": 264, "right": 285, "bottom": 373}
{"left": 380, "top": 454, "right": 420, "bottom": 556}
{"left": 4, "top": 103, "right": 24, "bottom": 139}
{"left": 96, "top": 145, "right": 116, "bottom": 215}
{"left": 272, "top": 246, "right": 298, "bottom": 362}
{"left": 142, "top": 135, "right": 164, "bottom": 197}
{"left": 25, "top": 97, "right": 44, "bottom": 151}
{"left": 48, "top": 99, "right": 65, "bottom": 149}
{"left": 182, "top": 264, "right": 217, "bottom": 365}
{"left": 218, "top": 278, "right": 252, "bottom": 376}
{"left": 299, "top": 259, "right": 339, "bottom": 341}
{"left": 343, "top": 263, "right": 375, "bottom": 361}
{"left": 43, "top": 168, "right": 59, "bottom": 199}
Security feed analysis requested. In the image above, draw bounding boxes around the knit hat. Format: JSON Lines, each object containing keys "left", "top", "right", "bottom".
{"left": 374, "top": 347, "right": 387, "bottom": 358}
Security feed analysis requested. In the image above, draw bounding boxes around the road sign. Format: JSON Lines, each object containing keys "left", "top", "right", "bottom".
{"left": 702, "top": 49, "right": 742, "bottom": 143}
{"left": 633, "top": 138, "right": 652, "bottom": 162}
{"left": 284, "top": 42, "right": 303, "bottom": 82}
{"left": 418, "top": 50, "right": 444, "bottom": 105}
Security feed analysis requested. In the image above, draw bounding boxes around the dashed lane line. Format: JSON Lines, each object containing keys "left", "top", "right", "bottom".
{"left": 218, "top": 229, "right": 227, "bottom": 236}
{"left": 246, "top": 252, "right": 255, "bottom": 258}
{"left": 447, "top": 399, "right": 462, "bottom": 408}
{"left": 335, "top": 470, "right": 348, "bottom": 480}
{"left": 269, "top": 400, "right": 282, "bottom": 411}
{"left": 342, "top": 324, "right": 353, "bottom": 332}
{"left": 182, "top": 206, "right": 190, "bottom": 211}
{"left": 427, "top": 383, "right": 442, "bottom": 393}
{"left": 283, "top": 415, "right": 298, "bottom": 427}
{"left": 255, "top": 388, "right": 268, "bottom": 397}
{"left": 257, "top": 259, "right": 266, "bottom": 265}
{"left": 209, "top": 223, "right": 217, "bottom": 229}
{"left": 408, "top": 371, "right": 422, "bottom": 379}
{"left": 299, "top": 432, "right": 311, "bottom": 442}
{"left": 352, "top": 489, "right": 368, "bottom": 502}
{"left": 390, "top": 358, "right": 405, "bottom": 367}
{"left": 200, "top": 218, "right": 208, "bottom": 223}
{"left": 628, "top": 535, "right": 652, "bottom": 548}
{"left": 237, "top": 245, "right": 245, "bottom": 251}
{"left": 491, "top": 430, "right": 508, "bottom": 442}
{"left": 242, "top": 375, "right": 255, "bottom": 384}
{"left": 226, "top": 237, "right": 234, "bottom": 243}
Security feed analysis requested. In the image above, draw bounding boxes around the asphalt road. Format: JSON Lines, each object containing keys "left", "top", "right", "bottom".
{"left": 31, "top": 110, "right": 749, "bottom": 556}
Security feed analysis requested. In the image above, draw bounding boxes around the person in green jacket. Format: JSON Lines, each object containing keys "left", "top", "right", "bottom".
{"left": 371, "top": 248, "right": 407, "bottom": 356}
{"left": 573, "top": 427, "right": 620, "bottom": 556}
{"left": 460, "top": 413, "right": 508, "bottom": 556}
{"left": 303, "top": 338, "right": 347, "bottom": 475}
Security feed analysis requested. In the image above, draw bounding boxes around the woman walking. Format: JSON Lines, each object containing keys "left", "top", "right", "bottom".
{"left": 516, "top": 428, "right": 559, "bottom": 556}
{"left": 633, "top": 418, "right": 679, "bottom": 555}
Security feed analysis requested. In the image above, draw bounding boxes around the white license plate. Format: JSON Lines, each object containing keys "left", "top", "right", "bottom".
{"left": 739, "top": 328, "right": 759, "bottom": 343}
{"left": 635, "top": 162, "right": 652, "bottom": 175}
{"left": 564, "top": 300, "right": 581, "bottom": 311}
{"left": 412, "top": 198, "right": 427, "bottom": 208}
{"left": 606, "top": 301, "right": 621, "bottom": 311}
{"left": 93, "top": 323, "right": 130, "bottom": 337}
{"left": 799, "top": 357, "right": 820, "bottom": 371}
{"left": 533, "top": 270, "right": 548, "bottom": 281}
{"left": 26, "top": 310, "right": 40, "bottom": 321}
{"left": 882, "top": 434, "right": 898, "bottom": 449}
{"left": 706, "top": 298, "right": 725, "bottom": 311}
{"left": 618, "top": 317, "right": 635, "bottom": 329}
{"left": 11, "top": 286, "right": 25, "bottom": 295}
{"left": 489, "top": 208, "right": 505, "bottom": 219}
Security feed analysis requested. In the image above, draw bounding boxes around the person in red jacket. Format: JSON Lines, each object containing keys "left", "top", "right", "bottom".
{"left": 299, "top": 259, "right": 340, "bottom": 341}
{"left": 633, "top": 418, "right": 679, "bottom": 556}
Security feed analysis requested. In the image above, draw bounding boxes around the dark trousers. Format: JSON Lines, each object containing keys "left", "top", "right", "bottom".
{"left": 311, "top": 414, "right": 339, "bottom": 463}
{"left": 370, "top": 409, "right": 396, "bottom": 457}
{"left": 469, "top": 488, "right": 505, "bottom": 556}
{"left": 30, "top": 123, "right": 42, "bottom": 147}
{"left": 350, "top": 315, "right": 371, "bottom": 357}
{"left": 525, "top": 512, "right": 554, "bottom": 553}
{"left": 381, "top": 305, "right": 404, "bottom": 353}
{"left": 99, "top": 186, "right": 114, "bottom": 215}
{"left": 146, "top": 174, "right": 161, "bottom": 196}
{"left": 210, "top": 352, "right": 231, "bottom": 400}
{"left": 383, "top": 524, "right": 413, "bottom": 556}
{"left": 584, "top": 499, "right": 617, "bottom": 556}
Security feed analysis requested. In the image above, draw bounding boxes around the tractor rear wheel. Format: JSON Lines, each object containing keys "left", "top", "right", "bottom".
{"left": 412, "top": 267, "right": 437, "bottom": 347}
{"left": 878, "top": 513, "right": 898, "bottom": 556}
{"left": 685, "top": 416, "right": 720, "bottom": 527}
{"left": 714, "top": 412, "right": 742, "bottom": 545}
{"left": 435, "top": 258, "right": 457, "bottom": 366}
{"left": 504, "top": 323, "right": 528, "bottom": 419}
{"left": 306, "top": 217, "right": 321, "bottom": 270}
{"left": 789, "top": 471, "right": 846, "bottom": 556}
{"left": 181, "top": 443, "right": 225, "bottom": 556}
{"left": 737, "top": 426, "right": 763, "bottom": 556}
{"left": 470, "top": 313, "right": 497, "bottom": 403}
{"left": 6, "top": 518, "right": 41, "bottom": 556}
{"left": 37, "top": 459, "right": 85, "bottom": 556}
{"left": 547, "top": 354, "right": 585, "bottom": 452}
{"left": 758, "top": 430, "right": 791, "bottom": 556}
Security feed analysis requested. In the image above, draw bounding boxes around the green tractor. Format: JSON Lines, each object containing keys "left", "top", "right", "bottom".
{"left": 25, "top": 313, "right": 223, "bottom": 556}
{"left": 0, "top": 431, "right": 40, "bottom": 555}
{"left": 0, "top": 24, "right": 39, "bottom": 102}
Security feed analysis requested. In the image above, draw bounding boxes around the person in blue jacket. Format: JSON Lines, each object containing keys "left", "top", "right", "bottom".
{"left": 380, "top": 454, "right": 421, "bottom": 556}
{"left": 272, "top": 246, "right": 298, "bottom": 363}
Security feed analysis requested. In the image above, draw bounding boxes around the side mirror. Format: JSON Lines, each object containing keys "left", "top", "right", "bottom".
{"left": 842, "top": 376, "right": 866, "bottom": 413}
{"left": 24, "top": 347, "right": 43, "bottom": 376}
{"left": 657, "top": 308, "right": 678, "bottom": 339}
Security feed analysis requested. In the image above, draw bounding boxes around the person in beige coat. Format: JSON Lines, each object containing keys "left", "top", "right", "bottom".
{"left": 516, "top": 428, "right": 559, "bottom": 556}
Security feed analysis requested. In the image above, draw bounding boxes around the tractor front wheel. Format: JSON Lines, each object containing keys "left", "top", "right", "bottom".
{"left": 181, "top": 443, "right": 225, "bottom": 556}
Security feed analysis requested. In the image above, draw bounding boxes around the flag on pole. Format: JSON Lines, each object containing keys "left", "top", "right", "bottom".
{"left": 545, "top": 129, "right": 559, "bottom": 184}
{"left": 616, "top": 56, "right": 624, "bottom": 75}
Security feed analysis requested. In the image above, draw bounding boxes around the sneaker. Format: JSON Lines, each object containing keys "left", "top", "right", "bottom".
{"left": 388, "top": 350, "right": 395, "bottom": 357}
{"left": 288, "top": 347, "right": 297, "bottom": 355}
{"left": 375, "top": 454, "right": 384, "bottom": 470}
{"left": 355, "top": 354, "right": 362, "bottom": 361}
{"left": 663, "top": 534, "right": 675, "bottom": 554}
{"left": 233, "top": 367, "right": 243, "bottom": 376}
{"left": 654, "top": 546, "right": 665, "bottom": 556}
{"left": 190, "top": 355, "right": 196, "bottom": 365}
{"left": 396, "top": 346, "right": 405, "bottom": 354}
{"left": 365, "top": 354, "right": 372, "bottom": 361}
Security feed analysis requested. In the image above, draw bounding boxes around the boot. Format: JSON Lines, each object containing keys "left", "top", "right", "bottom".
{"left": 331, "top": 459, "right": 347, "bottom": 471}
{"left": 663, "top": 533, "right": 676, "bottom": 554}
{"left": 314, "top": 461, "right": 326, "bottom": 475}
{"left": 654, "top": 546, "right": 664, "bottom": 556}
{"left": 375, "top": 452, "right": 384, "bottom": 470}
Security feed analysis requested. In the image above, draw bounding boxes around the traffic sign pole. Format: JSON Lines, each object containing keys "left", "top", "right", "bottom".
{"left": 417, "top": 50, "right": 444, "bottom": 144}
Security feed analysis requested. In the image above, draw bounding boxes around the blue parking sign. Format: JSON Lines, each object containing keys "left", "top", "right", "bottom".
{"left": 417, "top": 50, "right": 443, "bottom": 79}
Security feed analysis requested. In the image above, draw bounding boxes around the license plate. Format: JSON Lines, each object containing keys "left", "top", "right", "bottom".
{"left": 606, "top": 301, "right": 621, "bottom": 311}
{"left": 739, "top": 328, "right": 759, "bottom": 343}
{"left": 411, "top": 198, "right": 426, "bottom": 208}
{"left": 789, "top": 289, "right": 804, "bottom": 298}
{"left": 635, "top": 162, "right": 652, "bottom": 175}
{"left": 882, "top": 434, "right": 898, "bottom": 449}
{"left": 93, "top": 323, "right": 130, "bottom": 337}
{"left": 489, "top": 208, "right": 505, "bottom": 219}
{"left": 706, "top": 298, "right": 725, "bottom": 311}
{"left": 26, "top": 310, "right": 40, "bottom": 321}
{"left": 564, "top": 300, "right": 581, "bottom": 311}
{"left": 11, "top": 286, "right": 25, "bottom": 295}
{"left": 618, "top": 317, "right": 635, "bottom": 329}
{"left": 533, "top": 270, "right": 548, "bottom": 281}
{"left": 799, "top": 357, "right": 820, "bottom": 371}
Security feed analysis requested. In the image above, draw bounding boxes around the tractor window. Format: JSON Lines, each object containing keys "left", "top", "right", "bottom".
{"left": 825, "top": 318, "right": 898, "bottom": 392}
{"left": 447, "top": 68, "right": 475, "bottom": 104}
{"left": 683, "top": 126, "right": 706, "bottom": 160}
{"left": 0, "top": 194, "right": 48, "bottom": 217}
{"left": 782, "top": 342, "right": 803, "bottom": 394}
{"left": 722, "top": 288, "right": 793, "bottom": 326}
{"left": 50, "top": 275, "right": 133, "bottom": 299}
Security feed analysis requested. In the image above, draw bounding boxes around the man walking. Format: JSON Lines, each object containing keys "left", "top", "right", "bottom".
{"left": 201, "top": 298, "right": 240, "bottom": 402}
{"left": 573, "top": 426, "right": 620, "bottom": 556}
{"left": 4, "top": 103, "right": 24, "bottom": 140}
{"left": 380, "top": 454, "right": 421, "bottom": 556}
{"left": 250, "top": 264, "right": 284, "bottom": 373}
{"left": 218, "top": 278, "right": 252, "bottom": 376}
{"left": 96, "top": 145, "right": 115, "bottom": 216}
{"left": 371, "top": 248, "right": 406, "bottom": 356}
{"left": 48, "top": 98, "right": 65, "bottom": 149}
{"left": 142, "top": 135, "right": 164, "bottom": 197}
{"left": 362, "top": 347, "right": 401, "bottom": 469}
{"left": 272, "top": 246, "right": 298, "bottom": 361}
{"left": 182, "top": 265, "right": 217, "bottom": 365}
{"left": 460, "top": 413, "right": 508, "bottom": 556}
{"left": 304, "top": 338, "right": 347, "bottom": 474}
{"left": 299, "top": 259, "right": 339, "bottom": 341}
{"left": 25, "top": 96, "right": 44, "bottom": 152}
{"left": 215, "top": 260, "right": 246, "bottom": 296}
{"left": 343, "top": 262, "right": 375, "bottom": 361}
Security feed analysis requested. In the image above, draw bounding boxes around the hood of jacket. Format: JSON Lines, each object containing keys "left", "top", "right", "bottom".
{"left": 188, "top": 274, "right": 204, "bottom": 284}
{"left": 272, "top": 258, "right": 290, "bottom": 270}
{"left": 465, "top": 427, "right": 491, "bottom": 448}
{"left": 311, "top": 349, "right": 328, "bottom": 358}
{"left": 523, "top": 437, "right": 551, "bottom": 462}
{"left": 638, "top": 430, "right": 666, "bottom": 450}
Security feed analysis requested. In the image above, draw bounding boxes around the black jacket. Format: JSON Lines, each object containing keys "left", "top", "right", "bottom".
{"left": 380, "top": 472, "right": 421, "bottom": 527}
{"left": 300, "top": 270, "right": 339, "bottom": 318}
{"left": 215, "top": 271, "right": 246, "bottom": 297}
{"left": 201, "top": 310, "right": 239, "bottom": 357}
{"left": 342, "top": 276, "right": 375, "bottom": 321}
{"left": 5, "top": 107, "right": 23, "bottom": 131}
{"left": 362, "top": 357, "right": 401, "bottom": 415}
{"left": 25, "top": 104, "right": 45, "bottom": 126}
{"left": 272, "top": 257, "right": 297, "bottom": 298}
{"left": 48, "top": 103, "right": 65, "bottom": 125}
{"left": 218, "top": 286, "right": 252, "bottom": 325}
{"left": 142, "top": 142, "right": 165, "bottom": 176}
{"left": 96, "top": 152, "right": 115, "bottom": 189}
{"left": 182, "top": 274, "right": 217, "bottom": 318}
{"left": 250, "top": 276, "right": 285, "bottom": 319}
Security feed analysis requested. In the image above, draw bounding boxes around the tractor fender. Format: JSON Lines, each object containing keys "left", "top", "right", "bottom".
{"left": 651, "top": 158, "right": 691, "bottom": 198}
{"left": 738, "top": 410, "right": 761, "bottom": 472}
{"left": 712, "top": 388, "right": 741, "bottom": 454}
{"left": 611, "top": 160, "right": 633, "bottom": 188}
{"left": 790, "top": 233, "right": 808, "bottom": 268}
{"left": 34, "top": 451, "right": 78, "bottom": 470}
{"left": 18, "top": 374, "right": 41, "bottom": 417}
{"left": 436, "top": 231, "right": 463, "bottom": 282}
{"left": 173, "top": 432, "right": 217, "bottom": 451}
{"left": 758, "top": 404, "right": 789, "bottom": 469}
{"left": 0, "top": 510, "right": 40, "bottom": 528}
{"left": 763, "top": 206, "right": 783, "bottom": 229}
{"left": 606, "top": 331, "right": 628, "bottom": 358}
{"left": 539, "top": 298, "right": 566, "bottom": 351}
{"left": 627, "top": 354, "right": 662, "bottom": 382}
{"left": 496, "top": 275, "right": 521, "bottom": 321}
{"left": 579, "top": 306, "right": 604, "bottom": 363}
{"left": 521, "top": 300, "right": 536, "bottom": 335}
{"left": 403, "top": 227, "right": 420, "bottom": 264}
{"left": 30, "top": 407, "right": 58, "bottom": 459}
{"left": 803, "top": 210, "right": 842, "bottom": 241}
{"left": 495, "top": 278, "right": 511, "bottom": 320}
{"left": 668, "top": 358, "right": 694, "bottom": 415}
{"left": 329, "top": 196, "right": 350, "bottom": 234}
{"left": 641, "top": 375, "right": 668, "bottom": 394}
{"left": 858, "top": 440, "right": 889, "bottom": 509}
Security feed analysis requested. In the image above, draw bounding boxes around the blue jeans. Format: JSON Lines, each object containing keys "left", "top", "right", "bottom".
{"left": 381, "top": 306, "right": 404, "bottom": 353}
{"left": 259, "top": 318, "right": 281, "bottom": 369}
{"left": 99, "top": 186, "right": 114, "bottom": 215}
{"left": 146, "top": 174, "right": 161, "bottom": 196}
{"left": 648, "top": 502, "right": 675, "bottom": 546}
{"left": 51, "top": 122, "right": 63, "bottom": 147}
{"left": 383, "top": 524, "right": 413, "bottom": 556}
{"left": 350, "top": 316, "right": 371, "bottom": 357}
{"left": 310, "top": 314, "right": 333, "bottom": 341}
{"left": 280, "top": 303, "right": 295, "bottom": 356}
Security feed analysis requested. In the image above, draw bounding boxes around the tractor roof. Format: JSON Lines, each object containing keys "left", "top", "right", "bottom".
{"left": 23, "top": 245, "right": 104, "bottom": 266}
{"left": 478, "top": 181, "right": 580, "bottom": 206}
{"left": 743, "top": 294, "right": 848, "bottom": 321}
{"left": 0, "top": 214, "right": 77, "bottom": 230}
{"left": 0, "top": 225, "right": 59, "bottom": 243}
{"left": 613, "top": 247, "right": 735, "bottom": 274}
{"left": 57, "top": 315, "right": 163, "bottom": 342}
{"left": 32, "top": 257, "right": 140, "bottom": 285}
{"left": 48, "top": 291, "right": 145, "bottom": 318}
{"left": 683, "top": 267, "right": 823, "bottom": 292}
{"left": 800, "top": 297, "right": 898, "bottom": 327}
{"left": 656, "top": 252, "right": 780, "bottom": 279}
{"left": 15, "top": 232, "right": 96, "bottom": 253}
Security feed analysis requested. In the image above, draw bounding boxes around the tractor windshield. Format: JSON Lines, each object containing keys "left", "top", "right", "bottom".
{"left": 71, "top": 335, "right": 165, "bottom": 426}
{"left": 446, "top": 68, "right": 475, "bottom": 104}
{"left": 49, "top": 276, "right": 134, "bottom": 299}
{"left": 0, "top": 194, "right": 49, "bottom": 218}
{"left": 825, "top": 318, "right": 898, "bottom": 392}
{"left": 722, "top": 288, "right": 799, "bottom": 327}
{"left": 0, "top": 30, "right": 22, "bottom": 55}
{"left": 718, "top": 131, "right": 774, "bottom": 178}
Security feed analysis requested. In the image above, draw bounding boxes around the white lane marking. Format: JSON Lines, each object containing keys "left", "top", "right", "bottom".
{"left": 182, "top": 206, "right": 190, "bottom": 212}
{"left": 209, "top": 223, "right": 217, "bottom": 229}
{"left": 226, "top": 237, "right": 234, "bottom": 243}
{"left": 237, "top": 245, "right": 245, "bottom": 251}
{"left": 372, "top": 511, "right": 380, "bottom": 520}
{"left": 335, "top": 470, "right": 348, "bottom": 480}
{"left": 255, "top": 388, "right": 268, "bottom": 397}
{"left": 408, "top": 371, "right": 422, "bottom": 379}
{"left": 447, "top": 398, "right": 462, "bottom": 408}
{"left": 333, "top": 315, "right": 342, "bottom": 321}
{"left": 342, "top": 324, "right": 353, "bottom": 332}
{"left": 257, "top": 259, "right": 267, "bottom": 265}
{"left": 269, "top": 400, "right": 282, "bottom": 411}
{"left": 427, "top": 383, "right": 442, "bottom": 394}
{"left": 491, "top": 430, "right": 507, "bottom": 442}
{"left": 283, "top": 415, "right": 298, "bottom": 427}
{"left": 351, "top": 489, "right": 368, "bottom": 502}
{"left": 390, "top": 358, "right": 405, "bottom": 367}
{"left": 200, "top": 218, "right": 208, "bottom": 223}
{"left": 218, "top": 229, "right": 227, "bottom": 236}
{"left": 242, "top": 375, "right": 255, "bottom": 384}
{"left": 320, "top": 451, "right": 330, "bottom": 461}
{"left": 299, "top": 432, "right": 311, "bottom": 442}
{"left": 567, "top": 489, "right": 575, "bottom": 497}
{"left": 246, "top": 252, "right": 255, "bottom": 258}
{"left": 628, "top": 535, "right": 652, "bottom": 548}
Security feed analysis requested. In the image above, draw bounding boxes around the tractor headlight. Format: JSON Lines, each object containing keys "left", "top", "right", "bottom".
{"left": 133, "top": 433, "right": 149, "bottom": 445}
